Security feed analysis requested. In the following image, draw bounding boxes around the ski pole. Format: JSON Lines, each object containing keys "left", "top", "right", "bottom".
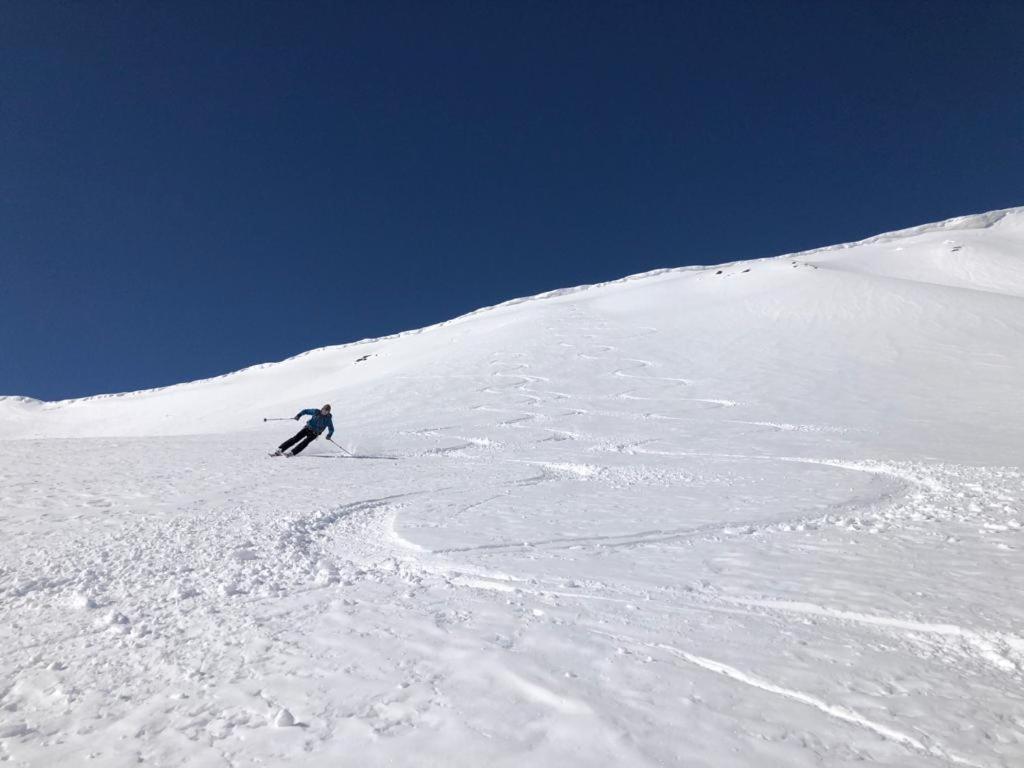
{"left": 328, "top": 437, "right": 353, "bottom": 456}
{"left": 263, "top": 417, "right": 295, "bottom": 422}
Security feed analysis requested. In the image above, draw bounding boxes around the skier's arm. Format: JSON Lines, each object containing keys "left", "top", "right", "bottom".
{"left": 326, "top": 415, "right": 335, "bottom": 439}
{"left": 296, "top": 408, "right": 316, "bottom": 419}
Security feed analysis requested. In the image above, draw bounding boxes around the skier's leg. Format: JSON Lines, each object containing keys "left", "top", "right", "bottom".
{"left": 279, "top": 429, "right": 307, "bottom": 452}
{"left": 290, "top": 431, "right": 319, "bottom": 456}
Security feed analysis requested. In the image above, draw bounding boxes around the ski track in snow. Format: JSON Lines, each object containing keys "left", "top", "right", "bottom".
{"left": 651, "top": 642, "right": 987, "bottom": 768}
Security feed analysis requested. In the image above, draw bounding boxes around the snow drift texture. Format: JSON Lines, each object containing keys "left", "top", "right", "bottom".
{"left": 2, "top": 207, "right": 1023, "bottom": 767}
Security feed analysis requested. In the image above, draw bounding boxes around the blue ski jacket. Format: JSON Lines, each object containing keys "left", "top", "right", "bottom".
{"left": 297, "top": 408, "right": 334, "bottom": 438}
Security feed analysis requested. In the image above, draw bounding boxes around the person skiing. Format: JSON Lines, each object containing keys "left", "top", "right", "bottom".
{"left": 273, "top": 405, "right": 335, "bottom": 457}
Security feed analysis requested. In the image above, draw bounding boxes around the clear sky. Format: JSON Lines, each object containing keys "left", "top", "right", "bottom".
{"left": 2, "top": 1, "right": 1022, "bottom": 401}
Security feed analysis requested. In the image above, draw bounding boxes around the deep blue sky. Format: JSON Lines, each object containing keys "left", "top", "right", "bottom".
{"left": 2, "top": 1, "right": 1022, "bottom": 401}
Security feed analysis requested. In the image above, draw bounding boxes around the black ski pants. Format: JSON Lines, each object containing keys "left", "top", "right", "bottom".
{"left": 279, "top": 427, "right": 320, "bottom": 455}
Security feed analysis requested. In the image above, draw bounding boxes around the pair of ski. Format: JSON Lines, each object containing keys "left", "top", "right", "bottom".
{"left": 267, "top": 440, "right": 353, "bottom": 458}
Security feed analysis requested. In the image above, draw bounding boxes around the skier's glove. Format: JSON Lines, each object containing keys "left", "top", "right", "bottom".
{"left": 294, "top": 415, "right": 300, "bottom": 420}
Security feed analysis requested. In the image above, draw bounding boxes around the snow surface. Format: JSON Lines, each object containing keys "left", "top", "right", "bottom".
{"left": 2, "top": 207, "right": 1024, "bottom": 766}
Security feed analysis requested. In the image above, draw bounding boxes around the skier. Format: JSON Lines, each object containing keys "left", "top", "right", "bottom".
{"left": 273, "top": 405, "right": 335, "bottom": 457}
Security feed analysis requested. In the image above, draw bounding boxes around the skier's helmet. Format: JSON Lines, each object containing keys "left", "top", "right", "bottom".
{"left": 322, "top": 404, "right": 331, "bottom": 412}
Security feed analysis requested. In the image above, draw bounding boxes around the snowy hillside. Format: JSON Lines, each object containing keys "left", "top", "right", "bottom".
{"left": 2, "top": 207, "right": 1024, "bottom": 766}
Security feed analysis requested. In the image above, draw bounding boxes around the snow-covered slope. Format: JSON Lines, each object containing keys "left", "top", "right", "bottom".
{"left": 2, "top": 208, "right": 1024, "bottom": 767}
{"left": 5, "top": 207, "right": 1024, "bottom": 462}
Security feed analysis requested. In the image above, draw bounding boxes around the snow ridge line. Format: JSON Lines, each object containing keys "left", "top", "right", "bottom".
{"left": 789, "top": 206, "right": 1021, "bottom": 261}
{"left": 655, "top": 643, "right": 986, "bottom": 768}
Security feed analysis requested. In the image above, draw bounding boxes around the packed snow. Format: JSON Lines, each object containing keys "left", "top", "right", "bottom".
{"left": 2, "top": 207, "right": 1024, "bottom": 766}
